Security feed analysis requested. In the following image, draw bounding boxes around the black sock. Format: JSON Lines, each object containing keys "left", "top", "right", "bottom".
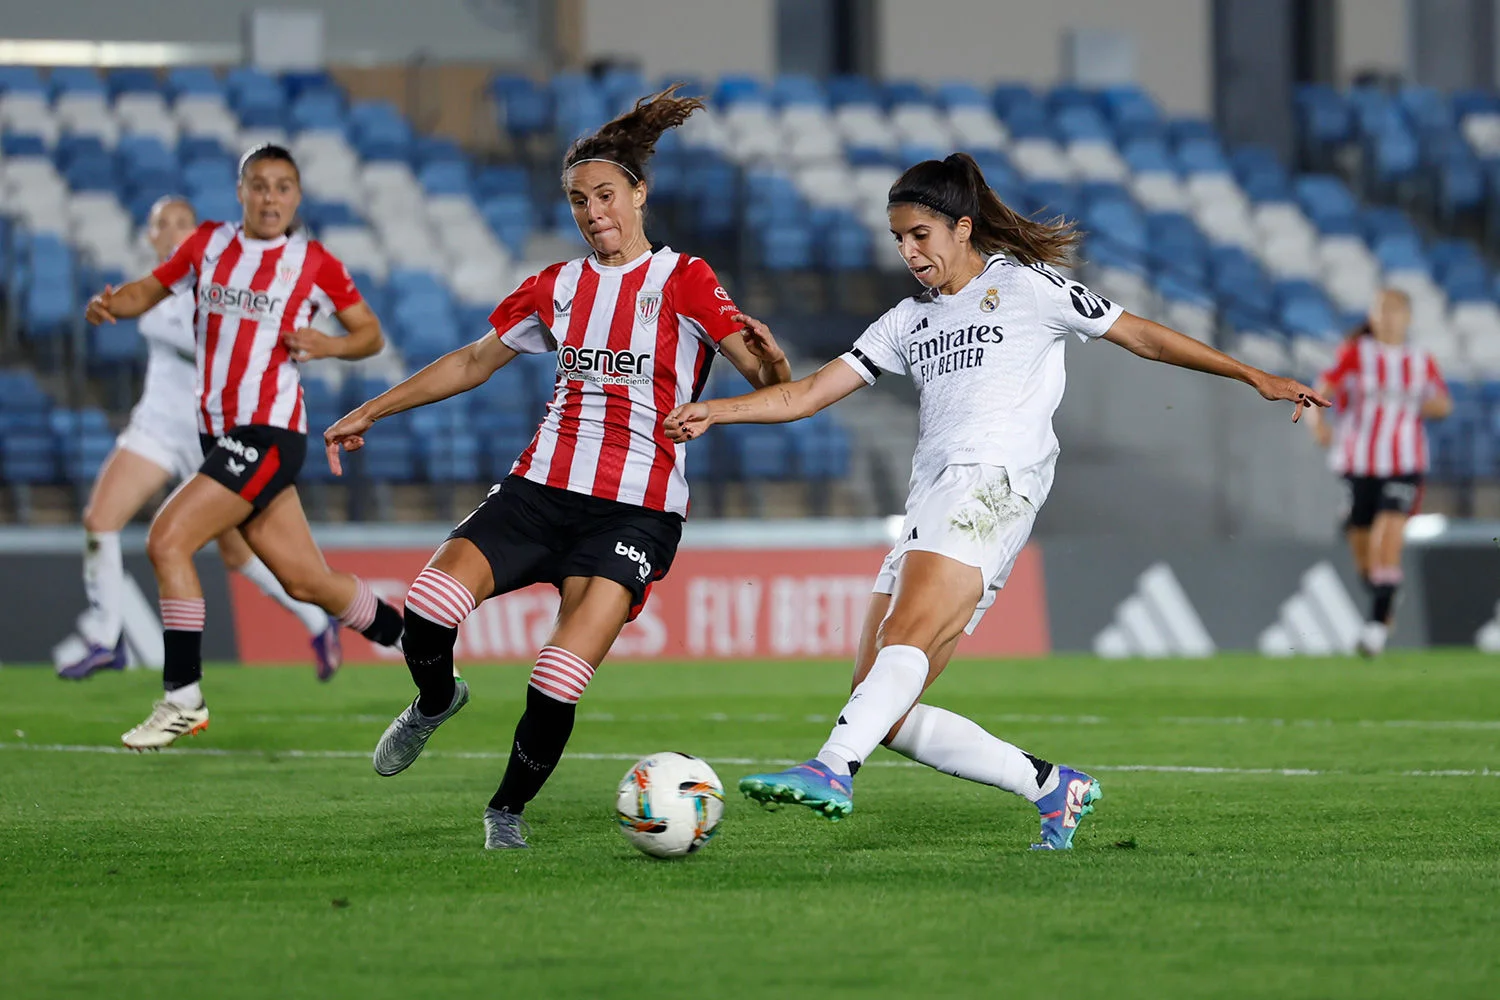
{"left": 489, "top": 685, "right": 576, "bottom": 814}
{"left": 1024, "top": 751, "right": 1056, "bottom": 791}
{"left": 362, "top": 599, "right": 405, "bottom": 647}
{"left": 1371, "top": 584, "right": 1397, "bottom": 625}
{"left": 402, "top": 609, "right": 457, "bottom": 716}
{"left": 162, "top": 630, "right": 203, "bottom": 694}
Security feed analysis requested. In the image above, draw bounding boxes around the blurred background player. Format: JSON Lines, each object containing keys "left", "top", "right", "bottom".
{"left": 666, "top": 153, "right": 1326, "bottom": 849}
{"left": 325, "top": 86, "right": 791, "bottom": 850}
{"left": 83, "top": 144, "right": 406, "bottom": 749}
{"left": 1307, "top": 289, "right": 1452, "bottom": 657}
{"left": 55, "top": 195, "right": 339, "bottom": 682}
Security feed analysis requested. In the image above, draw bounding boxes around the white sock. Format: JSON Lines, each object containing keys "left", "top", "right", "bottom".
{"left": 165, "top": 681, "right": 203, "bottom": 709}
{"left": 887, "top": 703, "right": 1060, "bottom": 803}
{"left": 81, "top": 530, "right": 124, "bottom": 646}
{"left": 236, "top": 555, "right": 328, "bottom": 635}
{"left": 816, "top": 644, "right": 929, "bottom": 775}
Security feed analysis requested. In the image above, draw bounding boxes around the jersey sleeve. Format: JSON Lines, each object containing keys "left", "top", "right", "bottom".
{"left": 489, "top": 272, "right": 555, "bottom": 354}
{"left": 674, "top": 257, "right": 742, "bottom": 347}
{"left": 1029, "top": 264, "right": 1123, "bottom": 342}
{"left": 839, "top": 308, "right": 906, "bottom": 384}
{"left": 313, "top": 248, "right": 362, "bottom": 312}
{"left": 1424, "top": 353, "right": 1449, "bottom": 399}
{"left": 150, "top": 221, "right": 216, "bottom": 293}
{"left": 1320, "top": 338, "right": 1361, "bottom": 390}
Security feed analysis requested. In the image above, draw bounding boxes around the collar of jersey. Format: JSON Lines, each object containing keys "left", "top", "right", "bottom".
{"left": 234, "top": 225, "right": 290, "bottom": 252}
{"left": 587, "top": 246, "right": 660, "bottom": 275}
{"left": 928, "top": 254, "right": 1008, "bottom": 301}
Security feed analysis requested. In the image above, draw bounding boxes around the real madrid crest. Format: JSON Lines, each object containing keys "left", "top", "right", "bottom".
{"left": 636, "top": 290, "right": 662, "bottom": 325}
{"left": 980, "top": 287, "right": 999, "bottom": 312}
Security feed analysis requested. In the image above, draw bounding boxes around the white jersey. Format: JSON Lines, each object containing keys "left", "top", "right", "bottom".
{"left": 840, "top": 256, "right": 1122, "bottom": 508}
{"left": 136, "top": 287, "right": 199, "bottom": 420}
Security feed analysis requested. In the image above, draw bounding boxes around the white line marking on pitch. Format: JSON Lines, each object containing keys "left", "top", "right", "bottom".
{"left": 1, "top": 742, "right": 1496, "bottom": 778}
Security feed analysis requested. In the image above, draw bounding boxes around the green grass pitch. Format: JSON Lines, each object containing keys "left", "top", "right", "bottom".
{"left": 2, "top": 653, "right": 1499, "bottom": 999}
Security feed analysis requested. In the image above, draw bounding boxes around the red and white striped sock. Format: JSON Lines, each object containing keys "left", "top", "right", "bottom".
{"left": 160, "top": 598, "right": 205, "bottom": 632}
{"left": 528, "top": 646, "right": 596, "bottom": 704}
{"left": 337, "top": 578, "right": 378, "bottom": 632}
{"left": 404, "top": 567, "right": 477, "bottom": 627}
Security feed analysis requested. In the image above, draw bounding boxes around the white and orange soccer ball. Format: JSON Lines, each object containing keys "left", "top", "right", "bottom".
{"left": 615, "top": 752, "right": 725, "bottom": 858}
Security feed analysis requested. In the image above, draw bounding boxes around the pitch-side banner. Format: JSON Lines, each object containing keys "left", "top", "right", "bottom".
{"left": 228, "top": 546, "right": 1052, "bottom": 663}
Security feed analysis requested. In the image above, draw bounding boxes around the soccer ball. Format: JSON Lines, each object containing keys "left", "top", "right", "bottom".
{"left": 615, "top": 752, "right": 725, "bottom": 859}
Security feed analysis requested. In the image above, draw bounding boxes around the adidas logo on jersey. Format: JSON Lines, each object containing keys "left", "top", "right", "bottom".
{"left": 1257, "top": 561, "right": 1363, "bottom": 656}
{"left": 199, "top": 283, "right": 283, "bottom": 320}
{"left": 1092, "top": 562, "right": 1216, "bottom": 658}
{"left": 559, "top": 345, "right": 653, "bottom": 386}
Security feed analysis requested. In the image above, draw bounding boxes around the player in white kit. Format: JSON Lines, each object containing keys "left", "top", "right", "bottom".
{"left": 56, "top": 197, "right": 339, "bottom": 681}
{"left": 665, "top": 153, "right": 1329, "bottom": 850}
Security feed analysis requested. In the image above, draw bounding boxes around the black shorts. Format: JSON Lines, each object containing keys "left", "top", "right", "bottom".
{"left": 1342, "top": 474, "right": 1423, "bottom": 529}
{"left": 198, "top": 425, "right": 307, "bottom": 516}
{"left": 451, "top": 474, "right": 683, "bottom": 620}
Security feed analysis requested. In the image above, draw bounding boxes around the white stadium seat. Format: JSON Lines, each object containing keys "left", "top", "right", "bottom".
{"left": 1130, "top": 171, "right": 1190, "bottom": 212}
{"left": 1010, "top": 138, "right": 1072, "bottom": 181}
{"left": 945, "top": 107, "right": 1008, "bottom": 151}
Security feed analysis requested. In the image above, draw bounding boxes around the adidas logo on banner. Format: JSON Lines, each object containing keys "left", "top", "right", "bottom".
{"left": 1473, "top": 603, "right": 1500, "bottom": 651}
{"left": 1093, "top": 562, "right": 1216, "bottom": 659}
{"left": 1257, "top": 561, "right": 1362, "bottom": 656}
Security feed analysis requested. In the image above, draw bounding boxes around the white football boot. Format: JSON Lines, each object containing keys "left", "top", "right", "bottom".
{"left": 121, "top": 699, "right": 210, "bottom": 750}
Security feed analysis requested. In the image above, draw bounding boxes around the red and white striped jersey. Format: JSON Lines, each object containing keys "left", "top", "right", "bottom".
{"left": 489, "top": 246, "right": 742, "bottom": 516}
{"left": 1320, "top": 336, "right": 1447, "bottom": 477}
{"left": 153, "top": 221, "right": 361, "bottom": 436}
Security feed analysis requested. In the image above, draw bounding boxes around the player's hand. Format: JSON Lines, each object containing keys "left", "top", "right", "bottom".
{"left": 284, "top": 326, "right": 338, "bottom": 362}
{"left": 1312, "top": 418, "right": 1333, "bottom": 448}
{"left": 734, "top": 313, "right": 786, "bottom": 366}
{"left": 1253, "top": 373, "right": 1330, "bottom": 422}
{"left": 85, "top": 285, "right": 118, "bottom": 325}
{"left": 323, "top": 409, "right": 374, "bottom": 476}
{"left": 664, "top": 402, "right": 713, "bottom": 442}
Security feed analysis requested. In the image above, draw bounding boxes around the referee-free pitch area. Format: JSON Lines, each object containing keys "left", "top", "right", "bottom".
{"left": 2, "top": 655, "right": 1498, "bottom": 999}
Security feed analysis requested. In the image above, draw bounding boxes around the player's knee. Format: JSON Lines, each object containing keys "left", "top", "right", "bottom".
{"left": 145, "top": 523, "right": 189, "bottom": 568}
{"left": 280, "top": 574, "right": 325, "bottom": 605}
{"left": 81, "top": 505, "right": 108, "bottom": 534}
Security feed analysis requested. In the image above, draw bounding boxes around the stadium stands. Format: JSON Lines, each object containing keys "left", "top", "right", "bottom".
{"left": 0, "top": 65, "right": 856, "bottom": 517}
{"left": 9, "top": 64, "right": 1500, "bottom": 509}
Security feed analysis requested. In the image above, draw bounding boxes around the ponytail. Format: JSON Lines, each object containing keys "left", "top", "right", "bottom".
{"left": 888, "top": 152, "right": 1078, "bottom": 267}
{"left": 562, "top": 83, "right": 704, "bottom": 186}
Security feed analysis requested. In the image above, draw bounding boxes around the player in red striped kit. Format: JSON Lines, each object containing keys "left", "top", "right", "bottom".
{"left": 1307, "top": 289, "right": 1452, "bottom": 656}
{"left": 325, "top": 86, "right": 791, "bottom": 849}
{"left": 83, "top": 145, "right": 407, "bottom": 749}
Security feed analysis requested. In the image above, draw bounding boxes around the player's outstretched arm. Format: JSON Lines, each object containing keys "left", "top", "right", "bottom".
{"left": 664, "top": 356, "right": 867, "bottom": 442}
{"left": 84, "top": 276, "right": 170, "bottom": 324}
{"left": 719, "top": 312, "right": 794, "bottom": 388}
{"left": 1103, "top": 311, "right": 1330, "bottom": 422}
{"left": 323, "top": 330, "right": 519, "bottom": 475}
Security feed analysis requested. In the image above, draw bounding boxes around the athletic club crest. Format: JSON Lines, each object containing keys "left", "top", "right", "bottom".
{"left": 636, "top": 290, "right": 662, "bottom": 325}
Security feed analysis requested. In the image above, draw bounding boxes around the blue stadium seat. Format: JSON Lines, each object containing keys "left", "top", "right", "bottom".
{"left": 725, "top": 424, "right": 791, "bottom": 480}
{"left": 0, "top": 66, "right": 46, "bottom": 94}
{"left": 166, "top": 67, "right": 223, "bottom": 97}
{"left": 827, "top": 75, "right": 881, "bottom": 108}
{"left": 49, "top": 67, "right": 106, "bottom": 96}
{"left": 356, "top": 431, "right": 416, "bottom": 483}
{"left": 757, "top": 225, "right": 814, "bottom": 271}
{"left": 419, "top": 161, "right": 472, "bottom": 196}
{"left": 2, "top": 430, "right": 58, "bottom": 483}
{"left": 789, "top": 413, "right": 850, "bottom": 480}
{"left": 108, "top": 68, "right": 161, "bottom": 97}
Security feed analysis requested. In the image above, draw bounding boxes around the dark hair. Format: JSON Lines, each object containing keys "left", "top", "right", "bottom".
{"left": 888, "top": 152, "right": 1078, "bottom": 267}
{"left": 238, "top": 143, "right": 300, "bottom": 181}
{"left": 561, "top": 83, "right": 704, "bottom": 187}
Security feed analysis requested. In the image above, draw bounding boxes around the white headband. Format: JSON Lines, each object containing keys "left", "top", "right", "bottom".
{"left": 568, "top": 157, "right": 639, "bottom": 183}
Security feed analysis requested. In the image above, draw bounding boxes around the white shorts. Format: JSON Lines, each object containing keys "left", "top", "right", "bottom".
{"left": 873, "top": 464, "right": 1037, "bottom": 635}
{"left": 116, "top": 353, "right": 203, "bottom": 481}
